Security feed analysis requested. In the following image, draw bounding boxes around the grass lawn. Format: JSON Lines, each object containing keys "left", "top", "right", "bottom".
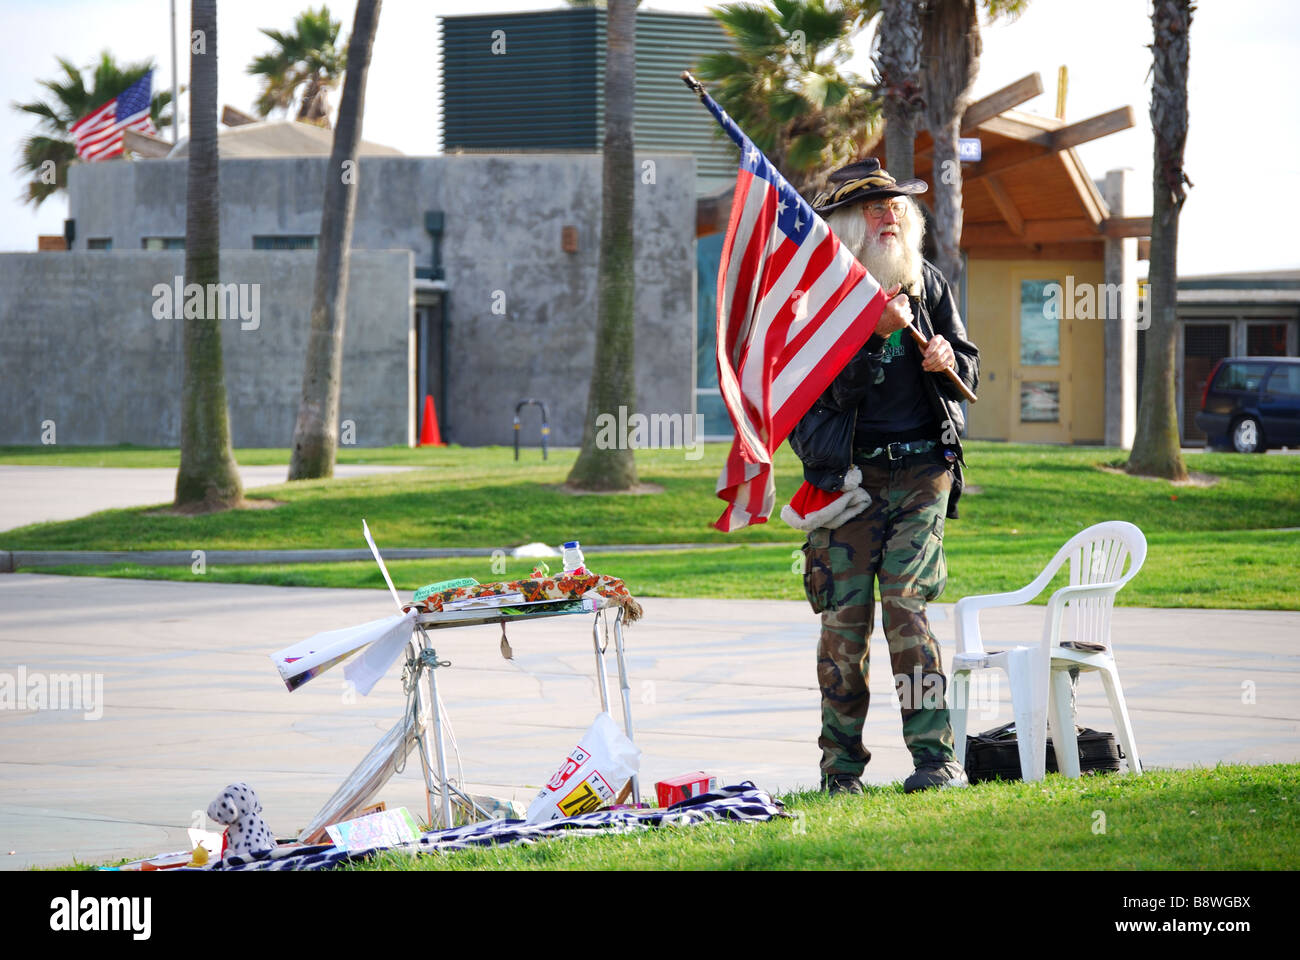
{"left": 36, "top": 527, "right": 1300, "bottom": 608}
{"left": 5, "top": 442, "right": 1299, "bottom": 608}
{"left": 341, "top": 764, "right": 1299, "bottom": 871}
{"left": 67, "top": 764, "right": 1295, "bottom": 871}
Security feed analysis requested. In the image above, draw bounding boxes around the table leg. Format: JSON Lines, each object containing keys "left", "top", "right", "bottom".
{"left": 591, "top": 609, "right": 611, "bottom": 714}
{"left": 421, "top": 634, "right": 453, "bottom": 830}
{"left": 410, "top": 639, "right": 437, "bottom": 829}
{"left": 611, "top": 607, "right": 640, "bottom": 805}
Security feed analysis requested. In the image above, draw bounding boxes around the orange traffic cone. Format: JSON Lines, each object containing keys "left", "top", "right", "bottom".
{"left": 419, "top": 394, "right": 445, "bottom": 446}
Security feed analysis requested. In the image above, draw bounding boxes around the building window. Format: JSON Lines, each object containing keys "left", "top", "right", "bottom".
{"left": 142, "top": 237, "right": 185, "bottom": 250}
{"left": 253, "top": 235, "right": 318, "bottom": 250}
{"left": 1019, "top": 279, "right": 1060, "bottom": 366}
{"left": 1020, "top": 381, "right": 1060, "bottom": 422}
{"left": 86, "top": 238, "right": 112, "bottom": 250}
{"left": 1246, "top": 321, "right": 1289, "bottom": 356}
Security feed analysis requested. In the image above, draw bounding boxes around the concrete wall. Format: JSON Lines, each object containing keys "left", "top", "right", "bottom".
{"left": 67, "top": 154, "right": 697, "bottom": 446}
{"left": 0, "top": 250, "right": 413, "bottom": 447}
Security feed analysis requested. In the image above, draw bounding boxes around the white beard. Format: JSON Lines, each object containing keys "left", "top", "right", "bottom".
{"left": 855, "top": 229, "right": 921, "bottom": 294}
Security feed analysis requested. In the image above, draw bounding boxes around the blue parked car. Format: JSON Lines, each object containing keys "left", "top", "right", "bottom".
{"left": 1195, "top": 356, "right": 1300, "bottom": 452}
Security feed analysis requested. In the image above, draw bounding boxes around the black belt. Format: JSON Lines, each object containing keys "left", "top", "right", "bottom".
{"left": 854, "top": 439, "right": 939, "bottom": 462}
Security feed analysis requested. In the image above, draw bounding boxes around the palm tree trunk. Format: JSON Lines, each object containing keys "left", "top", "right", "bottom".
{"left": 921, "top": 0, "right": 980, "bottom": 286}
{"left": 566, "top": 0, "right": 639, "bottom": 490}
{"left": 297, "top": 76, "right": 321, "bottom": 122}
{"left": 175, "top": 0, "right": 243, "bottom": 508}
{"left": 288, "top": 0, "right": 381, "bottom": 480}
{"left": 876, "top": 0, "right": 923, "bottom": 182}
{"left": 928, "top": 115, "right": 964, "bottom": 283}
{"left": 1127, "top": 0, "right": 1191, "bottom": 480}
{"left": 298, "top": 75, "right": 332, "bottom": 128}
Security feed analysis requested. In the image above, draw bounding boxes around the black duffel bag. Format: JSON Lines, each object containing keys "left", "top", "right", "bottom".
{"left": 964, "top": 721, "right": 1124, "bottom": 783}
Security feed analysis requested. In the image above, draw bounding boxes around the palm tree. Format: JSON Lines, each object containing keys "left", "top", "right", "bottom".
{"left": 12, "top": 53, "right": 174, "bottom": 207}
{"left": 918, "top": 0, "right": 1027, "bottom": 285}
{"left": 566, "top": 0, "right": 639, "bottom": 490}
{"left": 696, "top": 0, "right": 881, "bottom": 196}
{"left": 288, "top": 0, "right": 382, "bottom": 481}
{"left": 1127, "top": 0, "right": 1193, "bottom": 480}
{"left": 872, "top": 0, "right": 922, "bottom": 183}
{"left": 248, "top": 5, "right": 345, "bottom": 128}
{"left": 175, "top": 0, "right": 243, "bottom": 509}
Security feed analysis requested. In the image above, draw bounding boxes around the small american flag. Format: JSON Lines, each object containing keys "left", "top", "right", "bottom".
{"left": 70, "top": 71, "right": 159, "bottom": 162}
{"left": 699, "top": 87, "right": 888, "bottom": 532}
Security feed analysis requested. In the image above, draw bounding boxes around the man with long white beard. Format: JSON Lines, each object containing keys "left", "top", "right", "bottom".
{"left": 790, "top": 158, "right": 980, "bottom": 795}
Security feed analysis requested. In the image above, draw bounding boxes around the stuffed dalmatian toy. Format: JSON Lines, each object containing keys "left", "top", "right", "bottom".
{"left": 207, "top": 782, "right": 275, "bottom": 861}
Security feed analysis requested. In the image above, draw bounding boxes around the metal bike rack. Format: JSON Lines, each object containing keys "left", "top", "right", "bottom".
{"left": 513, "top": 399, "right": 550, "bottom": 461}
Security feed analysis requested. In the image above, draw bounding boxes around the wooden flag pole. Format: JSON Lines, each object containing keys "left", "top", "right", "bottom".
{"left": 902, "top": 324, "right": 979, "bottom": 403}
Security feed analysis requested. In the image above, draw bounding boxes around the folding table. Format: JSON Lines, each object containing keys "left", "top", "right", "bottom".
{"left": 407, "top": 598, "right": 638, "bottom": 828}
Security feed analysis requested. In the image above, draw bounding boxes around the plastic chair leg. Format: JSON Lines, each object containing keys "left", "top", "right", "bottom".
{"left": 951, "top": 669, "right": 972, "bottom": 768}
{"left": 1048, "top": 668, "right": 1081, "bottom": 777}
{"left": 1098, "top": 663, "right": 1143, "bottom": 775}
{"left": 1006, "top": 648, "right": 1048, "bottom": 782}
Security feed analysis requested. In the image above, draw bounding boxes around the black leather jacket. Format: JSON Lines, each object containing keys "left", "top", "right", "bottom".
{"left": 788, "top": 259, "right": 980, "bottom": 519}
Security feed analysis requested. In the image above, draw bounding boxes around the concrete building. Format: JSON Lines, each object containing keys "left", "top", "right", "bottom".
{"left": 440, "top": 7, "right": 741, "bottom": 439}
{"left": 0, "top": 137, "right": 697, "bottom": 448}
{"left": 439, "top": 8, "right": 736, "bottom": 194}
{"left": 2, "top": 6, "right": 728, "bottom": 451}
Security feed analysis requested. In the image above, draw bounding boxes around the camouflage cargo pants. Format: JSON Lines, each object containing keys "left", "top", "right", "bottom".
{"left": 802, "top": 454, "right": 956, "bottom": 777}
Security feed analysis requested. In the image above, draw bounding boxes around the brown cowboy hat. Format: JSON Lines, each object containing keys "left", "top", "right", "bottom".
{"left": 810, "top": 157, "right": 927, "bottom": 214}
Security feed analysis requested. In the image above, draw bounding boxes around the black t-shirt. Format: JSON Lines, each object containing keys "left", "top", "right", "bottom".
{"left": 854, "top": 327, "right": 939, "bottom": 446}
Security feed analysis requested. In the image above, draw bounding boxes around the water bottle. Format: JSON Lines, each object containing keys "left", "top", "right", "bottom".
{"left": 562, "top": 540, "right": 587, "bottom": 577}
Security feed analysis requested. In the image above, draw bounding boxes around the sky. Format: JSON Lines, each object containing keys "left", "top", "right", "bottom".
{"left": 1, "top": 0, "right": 1297, "bottom": 276}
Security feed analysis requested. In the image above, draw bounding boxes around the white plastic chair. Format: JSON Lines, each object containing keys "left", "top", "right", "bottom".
{"left": 950, "top": 521, "right": 1146, "bottom": 782}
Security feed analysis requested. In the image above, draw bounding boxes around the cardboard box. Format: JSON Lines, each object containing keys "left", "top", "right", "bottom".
{"left": 655, "top": 771, "right": 718, "bottom": 808}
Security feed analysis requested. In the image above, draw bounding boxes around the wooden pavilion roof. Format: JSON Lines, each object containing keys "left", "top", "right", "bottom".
{"left": 885, "top": 73, "right": 1150, "bottom": 261}
{"left": 695, "top": 73, "right": 1150, "bottom": 260}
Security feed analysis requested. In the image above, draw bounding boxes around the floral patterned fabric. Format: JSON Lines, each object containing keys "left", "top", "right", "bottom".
{"left": 403, "top": 571, "right": 643, "bottom": 623}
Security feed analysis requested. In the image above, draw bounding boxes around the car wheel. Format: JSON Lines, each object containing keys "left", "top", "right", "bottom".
{"left": 1231, "top": 417, "right": 1264, "bottom": 453}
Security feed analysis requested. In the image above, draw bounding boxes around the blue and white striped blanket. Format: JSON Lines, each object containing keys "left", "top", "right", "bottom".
{"left": 200, "top": 783, "right": 785, "bottom": 871}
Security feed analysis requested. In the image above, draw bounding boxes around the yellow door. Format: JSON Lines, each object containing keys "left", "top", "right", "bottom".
{"left": 1009, "top": 269, "right": 1072, "bottom": 443}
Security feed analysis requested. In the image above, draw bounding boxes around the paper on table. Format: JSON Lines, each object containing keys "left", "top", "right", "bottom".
{"left": 442, "top": 592, "right": 525, "bottom": 611}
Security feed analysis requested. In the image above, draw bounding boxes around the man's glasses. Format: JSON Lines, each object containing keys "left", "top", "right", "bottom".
{"left": 863, "top": 199, "right": 908, "bottom": 219}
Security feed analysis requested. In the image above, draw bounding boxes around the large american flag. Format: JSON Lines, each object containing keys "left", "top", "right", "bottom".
{"left": 699, "top": 88, "right": 888, "bottom": 532}
{"left": 70, "top": 71, "right": 158, "bottom": 162}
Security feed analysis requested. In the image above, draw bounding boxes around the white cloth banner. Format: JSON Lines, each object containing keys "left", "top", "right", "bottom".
{"left": 343, "top": 611, "right": 419, "bottom": 696}
{"left": 269, "top": 610, "right": 416, "bottom": 694}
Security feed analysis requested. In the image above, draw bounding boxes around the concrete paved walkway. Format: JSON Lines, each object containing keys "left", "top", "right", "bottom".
{"left": 0, "top": 464, "right": 414, "bottom": 532}
{"left": 1, "top": 573, "right": 1297, "bottom": 870}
